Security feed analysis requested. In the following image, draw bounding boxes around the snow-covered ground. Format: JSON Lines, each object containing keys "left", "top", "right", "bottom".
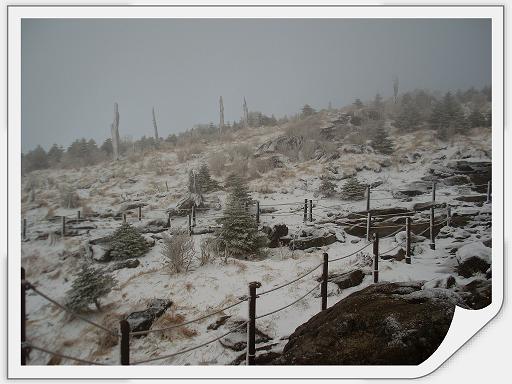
{"left": 21, "top": 126, "right": 492, "bottom": 365}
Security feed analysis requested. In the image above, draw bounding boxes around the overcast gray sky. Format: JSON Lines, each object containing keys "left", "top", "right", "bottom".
{"left": 21, "top": 18, "right": 491, "bottom": 152}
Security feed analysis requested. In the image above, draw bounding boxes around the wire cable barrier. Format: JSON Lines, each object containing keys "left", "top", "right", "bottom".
{"left": 256, "top": 283, "right": 322, "bottom": 319}
{"left": 131, "top": 321, "right": 249, "bottom": 365}
{"left": 23, "top": 342, "right": 106, "bottom": 365}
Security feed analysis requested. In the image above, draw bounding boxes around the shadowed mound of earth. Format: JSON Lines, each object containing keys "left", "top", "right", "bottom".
{"left": 267, "top": 282, "right": 457, "bottom": 365}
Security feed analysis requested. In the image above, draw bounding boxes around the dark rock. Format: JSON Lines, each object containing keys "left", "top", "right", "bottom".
{"left": 413, "top": 202, "right": 447, "bottom": 211}
{"left": 483, "top": 239, "right": 492, "bottom": 248}
{"left": 109, "top": 259, "right": 140, "bottom": 271}
{"left": 268, "top": 282, "right": 456, "bottom": 365}
{"left": 119, "top": 202, "right": 147, "bottom": 212}
{"left": 219, "top": 321, "right": 272, "bottom": 351}
{"left": 460, "top": 279, "right": 491, "bottom": 309}
{"left": 442, "top": 175, "right": 471, "bottom": 186}
{"left": 207, "top": 315, "right": 231, "bottom": 331}
{"left": 330, "top": 270, "right": 365, "bottom": 289}
{"left": 255, "top": 136, "right": 303, "bottom": 156}
{"left": 264, "top": 224, "right": 289, "bottom": 248}
{"left": 457, "top": 256, "right": 491, "bottom": 278}
{"left": 126, "top": 299, "right": 173, "bottom": 334}
{"left": 454, "top": 195, "right": 487, "bottom": 203}
{"left": 381, "top": 248, "right": 406, "bottom": 262}
{"left": 289, "top": 232, "right": 337, "bottom": 250}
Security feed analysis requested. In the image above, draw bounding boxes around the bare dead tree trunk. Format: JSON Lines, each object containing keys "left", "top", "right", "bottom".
{"left": 243, "top": 97, "right": 249, "bottom": 128}
{"left": 393, "top": 76, "right": 399, "bottom": 104}
{"left": 152, "top": 107, "right": 159, "bottom": 141}
{"left": 111, "top": 102, "right": 120, "bottom": 161}
{"left": 219, "top": 96, "right": 224, "bottom": 134}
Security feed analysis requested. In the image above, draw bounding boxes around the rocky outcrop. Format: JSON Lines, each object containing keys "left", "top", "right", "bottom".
{"left": 269, "top": 282, "right": 456, "bottom": 365}
{"left": 125, "top": 299, "right": 173, "bottom": 335}
{"left": 262, "top": 224, "right": 289, "bottom": 248}
{"left": 289, "top": 229, "right": 337, "bottom": 250}
{"left": 255, "top": 136, "right": 303, "bottom": 156}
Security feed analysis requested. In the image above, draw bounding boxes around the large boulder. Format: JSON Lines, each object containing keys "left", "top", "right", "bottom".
{"left": 456, "top": 243, "right": 491, "bottom": 278}
{"left": 218, "top": 320, "right": 272, "bottom": 351}
{"left": 125, "top": 299, "right": 173, "bottom": 334}
{"left": 269, "top": 282, "right": 457, "bottom": 365}
{"left": 262, "top": 224, "right": 289, "bottom": 248}
{"left": 289, "top": 230, "right": 337, "bottom": 250}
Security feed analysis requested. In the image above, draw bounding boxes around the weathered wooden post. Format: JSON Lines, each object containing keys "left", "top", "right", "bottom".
{"left": 122, "top": 213, "right": 127, "bottom": 223}
{"left": 256, "top": 201, "right": 260, "bottom": 224}
{"left": 246, "top": 281, "right": 261, "bottom": 365}
{"left": 303, "top": 199, "right": 308, "bottom": 223}
{"left": 77, "top": 210, "right": 81, "bottom": 220}
{"left": 432, "top": 181, "right": 436, "bottom": 202}
{"left": 22, "top": 218, "right": 26, "bottom": 240}
{"left": 486, "top": 180, "right": 491, "bottom": 203}
{"left": 166, "top": 212, "right": 172, "bottom": 228}
{"left": 138, "top": 206, "right": 142, "bottom": 221}
{"left": 120, "top": 320, "right": 130, "bottom": 365}
{"left": 366, "top": 212, "right": 372, "bottom": 242}
{"left": 321, "top": 253, "right": 329, "bottom": 311}
{"left": 366, "top": 185, "right": 371, "bottom": 211}
{"left": 192, "top": 205, "right": 196, "bottom": 227}
{"left": 61, "top": 216, "right": 66, "bottom": 237}
{"left": 188, "top": 214, "right": 192, "bottom": 235}
{"left": 405, "top": 217, "right": 411, "bottom": 265}
{"left": 430, "top": 207, "right": 435, "bottom": 250}
{"left": 309, "top": 199, "right": 313, "bottom": 222}
{"left": 21, "top": 267, "right": 27, "bottom": 365}
{"left": 373, "top": 233, "right": 379, "bottom": 283}
{"left": 447, "top": 206, "right": 452, "bottom": 227}
{"left": 165, "top": 181, "right": 169, "bottom": 192}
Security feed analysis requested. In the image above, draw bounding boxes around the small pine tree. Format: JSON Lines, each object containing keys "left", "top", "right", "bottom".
{"left": 109, "top": 223, "right": 149, "bottom": 260}
{"left": 216, "top": 176, "right": 266, "bottom": 258}
{"left": 223, "top": 173, "right": 252, "bottom": 206}
{"left": 196, "top": 164, "right": 220, "bottom": 193}
{"left": 318, "top": 178, "right": 337, "bottom": 197}
{"left": 341, "top": 177, "right": 366, "bottom": 200}
{"left": 371, "top": 125, "right": 394, "bottom": 155}
{"left": 66, "top": 263, "right": 117, "bottom": 311}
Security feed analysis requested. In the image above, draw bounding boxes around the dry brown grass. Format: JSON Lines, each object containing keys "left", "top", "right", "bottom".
{"left": 180, "top": 327, "right": 198, "bottom": 338}
{"left": 184, "top": 282, "right": 194, "bottom": 292}
{"left": 232, "top": 259, "right": 247, "bottom": 273}
{"left": 252, "top": 184, "right": 276, "bottom": 195}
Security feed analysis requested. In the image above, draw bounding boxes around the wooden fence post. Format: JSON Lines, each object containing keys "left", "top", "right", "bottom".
{"left": 366, "top": 185, "right": 371, "bottom": 212}
{"left": 188, "top": 214, "right": 192, "bottom": 235}
{"left": 303, "top": 199, "right": 307, "bottom": 223}
{"left": 405, "top": 217, "right": 411, "bottom": 265}
{"left": 486, "top": 180, "right": 491, "bottom": 203}
{"left": 165, "top": 181, "right": 169, "bottom": 192}
{"left": 22, "top": 218, "right": 26, "bottom": 240}
{"left": 321, "top": 253, "right": 329, "bottom": 311}
{"left": 256, "top": 201, "right": 260, "bottom": 224}
{"left": 122, "top": 213, "right": 126, "bottom": 223}
{"left": 138, "top": 206, "right": 142, "bottom": 221}
{"left": 77, "top": 210, "right": 81, "bottom": 220}
{"left": 432, "top": 181, "right": 436, "bottom": 202}
{"left": 120, "top": 320, "right": 130, "bottom": 365}
{"left": 21, "top": 267, "right": 27, "bottom": 365}
{"left": 373, "top": 233, "right": 379, "bottom": 283}
{"left": 166, "top": 212, "right": 172, "bottom": 228}
{"left": 246, "top": 281, "right": 261, "bottom": 366}
{"left": 61, "top": 216, "right": 66, "bottom": 237}
{"left": 192, "top": 205, "right": 196, "bottom": 227}
{"left": 430, "top": 207, "right": 435, "bottom": 250}
{"left": 447, "top": 206, "right": 451, "bottom": 227}
{"left": 309, "top": 199, "right": 313, "bottom": 222}
{"left": 366, "top": 212, "right": 372, "bottom": 242}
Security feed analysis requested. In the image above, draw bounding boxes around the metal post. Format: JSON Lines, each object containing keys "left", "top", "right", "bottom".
{"left": 61, "top": 216, "right": 66, "bottom": 237}
{"left": 309, "top": 199, "right": 313, "bottom": 222}
{"left": 21, "top": 267, "right": 27, "bottom": 365}
{"left": 321, "top": 253, "right": 329, "bottom": 311}
{"left": 366, "top": 212, "right": 372, "bottom": 242}
{"left": 246, "top": 281, "right": 261, "bottom": 365}
{"left": 373, "top": 233, "right": 379, "bottom": 283}
{"left": 447, "top": 206, "right": 452, "bottom": 227}
{"left": 22, "top": 218, "right": 26, "bottom": 240}
{"left": 432, "top": 181, "right": 436, "bottom": 202}
{"left": 188, "top": 214, "right": 192, "bottom": 235}
{"left": 303, "top": 199, "right": 307, "bottom": 223}
{"left": 122, "top": 213, "right": 127, "bottom": 223}
{"left": 77, "top": 210, "right": 81, "bottom": 220}
{"left": 430, "top": 207, "right": 435, "bottom": 250}
{"left": 405, "top": 217, "right": 411, "bottom": 265}
{"left": 366, "top": 185, "right": 371, "bottom": 211}
{"left": 486, "top": 180, "right": 491, "bottom": 203}
{"left": 120, "top": 320, "right": 130, "bottom": 365}
{"left": 138, "top": 206, "right": 142, "bottom": 221}
{"left": 192, "top": 205, "right": 196, "bottom": 227}
{"left": 256, "top": 201, "right": 260, "bottom": 224}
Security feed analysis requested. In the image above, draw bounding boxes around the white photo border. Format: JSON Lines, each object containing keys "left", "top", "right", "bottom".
{"left": 7, "top": 4, "right": 504, "bottom": 379}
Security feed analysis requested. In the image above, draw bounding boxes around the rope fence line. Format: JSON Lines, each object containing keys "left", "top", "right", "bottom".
{"left": 256, "top": 283, "right": 321, "bottom": 320}
{"left": 129, "top": 298, "right": 247, "bottom": 336}
{"left": 258, "top": 262, "right": 323, "bottom": 296}
{"left": 25, "top": 282, "right": 118, "bottom": 337}
{"left": 131, "top": 321, "right": 249, "bottom": 365}
{"left": 23, "top": 342, "right": 106, "bottom": 365}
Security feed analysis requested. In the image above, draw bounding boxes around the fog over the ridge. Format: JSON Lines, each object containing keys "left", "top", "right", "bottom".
{"left": 21, "top": 18, "right": 491, "bottom": 152}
